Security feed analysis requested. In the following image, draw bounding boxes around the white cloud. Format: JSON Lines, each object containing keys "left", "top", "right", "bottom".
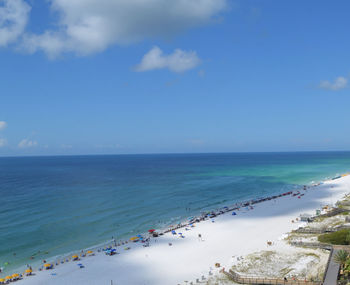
{"left": 20, "top": 0, "right": 227, "bottom": 57}
{"left": 0, "top": 121, "right": 7, "bottom": 130}
{"left": 319, "top": 76, "right": 348, "bottom": 91}
{"left": 18, "top": 138, "right": 38, "bottom": 148}
{"left": 0, "top": 0, "right": 30, "bottom": 47}
{"left": 135, "top": 46, "right": 201, "bottom": 73}
{"left": 0, "top": 138, "right": 7, "bottom": 147}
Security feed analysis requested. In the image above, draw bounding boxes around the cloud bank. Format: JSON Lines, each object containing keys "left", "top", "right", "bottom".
{"left": 0, "top": 138, "right": 7, "bottom": 147}
{"left": 18, "top": 138, "right": 38, "bottom": 148}
{"left": 0, "top": 121, "right": 7, "bottom": 130}
{"left": 135, "top": 46, "right": 201, "bottom": 73}
{"left": 319, "top": 76, "right": 348, "bottom": 91}
{"left": 0, "top": 0, "right": 30, "bottom": 47}
{"left": 12, "top": 0, "right": 227, "bottom": 57}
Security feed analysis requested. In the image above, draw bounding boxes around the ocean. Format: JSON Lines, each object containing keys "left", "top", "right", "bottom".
{"left": 1, "top": 151, "right": 350, "bottom": 274}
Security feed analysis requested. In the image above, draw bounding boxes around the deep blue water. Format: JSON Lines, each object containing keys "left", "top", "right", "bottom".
{"left": 1, "top": 152, "right": 350, "bottom": 274}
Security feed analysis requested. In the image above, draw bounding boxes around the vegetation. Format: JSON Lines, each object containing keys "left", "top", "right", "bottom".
{"left": 318, "top": 229, "right": 350, "bottom": 245}
{"left": 336, "top": 251, "right": 350, "bottom": 283}
{"left": 334, "top": 250, "right": 349, "bottom": 269}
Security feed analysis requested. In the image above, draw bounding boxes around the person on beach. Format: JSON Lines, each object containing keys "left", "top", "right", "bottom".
{"left": 198, "top": 234, "right": 202, "bottom": 241}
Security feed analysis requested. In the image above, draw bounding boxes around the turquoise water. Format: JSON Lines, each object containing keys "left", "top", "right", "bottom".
{"left": 1, "top": 151, "right": 350, "bottom": 274}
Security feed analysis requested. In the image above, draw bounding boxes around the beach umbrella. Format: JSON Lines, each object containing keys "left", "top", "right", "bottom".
{"left": 87, "top": 250, "right": 93, "bottom": 254}
{"left": 130, "top": 237, "right": 139, "bottom": 241}
{"left": 0, "top": 278, "right": 5, "bottom": 283}
{"left": 25, "top": 269, "right": 32, "bottom": 273}
{"left": 72, "top": 254, "right": 79, "bottom": 260}
{"left": 148, "top": 229, "right": 155, "bottom": 233}
{"left": 12, "top": 273, "right": 19, "bottom": 278}
{"left": 5, "top": 276, "right": 12, "bottom": 280}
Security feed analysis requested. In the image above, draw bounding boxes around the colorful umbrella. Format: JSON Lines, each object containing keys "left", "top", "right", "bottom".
{"left": 130, "top": 237, "right": 139, "bottom": 241}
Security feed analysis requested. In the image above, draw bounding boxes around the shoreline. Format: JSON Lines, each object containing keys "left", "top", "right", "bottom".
{"left": 7, "top": 172, "right": 350, "bottom": 284}
{"left": 4, "top": 175, "right": 327, "bottom": 275}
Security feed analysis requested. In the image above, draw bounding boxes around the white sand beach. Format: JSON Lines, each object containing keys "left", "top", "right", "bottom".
{"left": 15, "top": 175, "right": 350, "bottom": 285}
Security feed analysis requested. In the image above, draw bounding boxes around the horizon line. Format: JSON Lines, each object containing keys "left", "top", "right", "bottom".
{"left": 1, "top": 149, "right": 350, "bottom": 159}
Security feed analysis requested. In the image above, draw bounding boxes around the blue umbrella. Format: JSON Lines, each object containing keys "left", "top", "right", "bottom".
{"left": 232, "top": 212, "right": 237, "bottom": 215}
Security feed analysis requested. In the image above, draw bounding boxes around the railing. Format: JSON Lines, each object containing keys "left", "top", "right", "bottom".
{"left": 293, "top": 225, "right": 350, "bottom": 234}
{"left": 223, "top": 269, "right": 322, "bottom": 285}
{"left": 316, "top": 208, "right": 348, "bottom": 219}
{"left": 289, "top": 241, "right": 332, "bottom": 250}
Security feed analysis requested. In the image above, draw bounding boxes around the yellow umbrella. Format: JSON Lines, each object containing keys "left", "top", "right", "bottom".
{"left": 12, "top": 273, "right": 19, "bottom": 278}
{"left": 87, "top": 250, "right": 93, "bottom": 254}
{"left": 0, "top": 278, "right": 5, "bottom": 282}
{"left": 25, "top": 269, "right": 33, "bottom": 273}
{"left": 44, "top": 263, "right": 52, "bottom": 268}
{"left": 130, "top": 237, "right": 139, "bottom": 241}
{"left": 72, "top": 254, "right": 78, "bottom": 258}
{"left": 5, "top": 276, "right": 12, "bottom": 280}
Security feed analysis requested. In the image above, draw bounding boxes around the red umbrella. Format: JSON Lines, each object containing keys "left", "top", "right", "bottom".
{"left": 148, "top": 229, "right": 155, "bottom": 233}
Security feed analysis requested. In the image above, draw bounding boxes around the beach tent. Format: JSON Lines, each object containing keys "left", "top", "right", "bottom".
{"left": 232, "top": 212, "right": 237, "bottom": 215}
{"left": 171, "top": 230, "right": 176, "bottom": 234}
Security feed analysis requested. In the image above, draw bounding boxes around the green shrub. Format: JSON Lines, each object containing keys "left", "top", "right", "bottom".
{"left": 318, "top": 229, "right": 350, "bottom": 245}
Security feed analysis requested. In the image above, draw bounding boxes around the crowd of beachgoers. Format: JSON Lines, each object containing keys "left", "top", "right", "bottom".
{"left": 1, "top": 173, "right": 348, "bottom": 284}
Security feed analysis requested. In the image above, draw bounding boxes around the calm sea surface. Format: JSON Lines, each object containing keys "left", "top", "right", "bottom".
{"left": 1, "top": 152, "right": 350, "bottom": 273}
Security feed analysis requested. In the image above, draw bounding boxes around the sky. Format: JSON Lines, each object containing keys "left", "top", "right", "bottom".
{"left": 1, "top": 0, "right": 350, "bottom": 156}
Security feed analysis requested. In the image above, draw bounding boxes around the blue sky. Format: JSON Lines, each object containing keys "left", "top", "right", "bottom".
{"left": 1, "top": 0, "right": 350, "bottom": 156}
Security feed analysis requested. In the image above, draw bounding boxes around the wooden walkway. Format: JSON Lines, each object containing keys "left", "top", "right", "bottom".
{"left": 323, "top": 248, "right": 340, "bottom": 285}
{"left": 289, "top": 241, "right": 332, "bottom": 250}
{"left": 293, "top": 225, "right": 350, "bottom": 234}
{"left": 223, "top": 270, "right": 322, "bottom": 285}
